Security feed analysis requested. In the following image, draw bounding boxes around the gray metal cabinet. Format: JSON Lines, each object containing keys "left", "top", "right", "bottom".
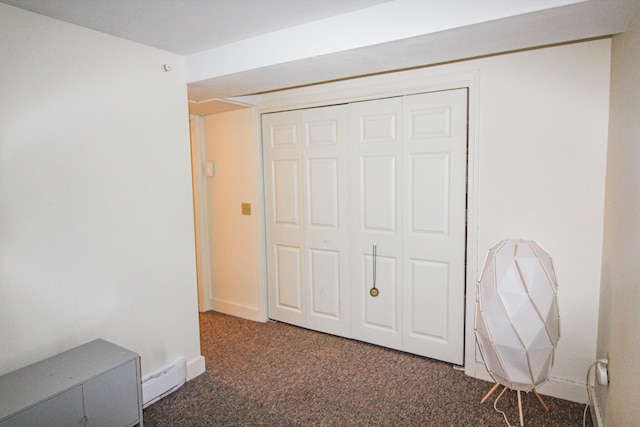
{"left": 0, "top": 339, "right": 143, "bottom": 427}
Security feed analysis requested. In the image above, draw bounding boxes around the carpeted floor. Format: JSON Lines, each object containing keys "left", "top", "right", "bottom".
{"left": 144, "top": 311, "right": 592, "bottom": 426}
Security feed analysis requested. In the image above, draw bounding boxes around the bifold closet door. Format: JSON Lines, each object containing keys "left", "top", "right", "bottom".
{"left": 349, "top": 97, "right": 405, "bottom": 351}
{"left": 301, "top": 106, "right": 351, "bottom": 337}
{"left": 349, "top": 89, "right": 467, "bottom": 364}
{"left": 264, "top": 89, "right": 467, "bottom": 365}
{"left": 263, "top": 110, "right": 306, "bottom": 327}
{"left": 262, "top": 106, "right": 351, "bottom": 338}
{"left": 402, "top": 89, "right": 467, "bottom": 365}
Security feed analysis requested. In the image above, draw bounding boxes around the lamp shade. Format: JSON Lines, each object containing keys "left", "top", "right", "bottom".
{"left": 475, "top": 239, "right": 560, "bottom": 392}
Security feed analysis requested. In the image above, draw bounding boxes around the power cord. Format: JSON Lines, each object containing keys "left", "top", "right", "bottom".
{"left": 494, "top": 385, "right": 514, "bottom": 427}
{"left": 583, "top": 362, "right": 595, "bottom": 427}
{"left": 583, "top": 359, "right": 607, "bottom": 427}
{"left": 489, "top": 361, "right": 603, "bottom": 427}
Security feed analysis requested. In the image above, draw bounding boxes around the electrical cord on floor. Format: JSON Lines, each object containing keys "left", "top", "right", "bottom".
{"left": 583, "top": 362, "right": 597, "bottom": 427}
{"left": 494, "top": 385, "right": 514, "bottom": 427}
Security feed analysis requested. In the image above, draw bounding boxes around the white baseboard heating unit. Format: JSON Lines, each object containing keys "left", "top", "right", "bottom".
{"left": 142, "top": 358, "right": 186, "bottom": 408}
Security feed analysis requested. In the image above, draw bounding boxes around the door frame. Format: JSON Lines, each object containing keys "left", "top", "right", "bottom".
{"left": 191, "top": 109, "right": 270, "bottom": 320}
{"left": 190, "top": 114, "right": 214, "bottom": 313}
{"left": 253, "top": 67, "right": 482, "bottom": 376}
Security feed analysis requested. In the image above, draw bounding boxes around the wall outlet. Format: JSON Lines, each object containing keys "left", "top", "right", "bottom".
{"left": 596, "top": 359, "right": 609, "bottom": 386}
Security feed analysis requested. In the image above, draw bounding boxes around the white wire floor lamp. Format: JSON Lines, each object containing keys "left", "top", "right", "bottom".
{"left": 475, "top": 239, "right": 561, "bottom": 426}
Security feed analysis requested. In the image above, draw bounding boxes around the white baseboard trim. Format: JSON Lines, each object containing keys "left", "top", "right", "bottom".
{"left": 211, "top": 298, "right": 266, "bottom": 322}
{"left": 199, "top": 299, "right": 214, "bottom": 312}
{"left": 536, "top": 376, "right": 588, "bottom": 404}
{"left": 186, "top": 355, "right": 206, "bottom": 381}
{"left": 470, "top": 361, "right": 588, "bottom": 404}
{"left": 142, "top": 359, "right": 186, "bottom": 408}
{"left": 589, "top": 386, "right": 604, "bottom": 427}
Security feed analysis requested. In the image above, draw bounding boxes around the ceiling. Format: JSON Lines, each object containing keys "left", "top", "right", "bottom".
{"left": 0, "top": 0, "right": 392, "bottom": 55}
{"left": 3, "top": 0, "right": 638, "bottom": 115}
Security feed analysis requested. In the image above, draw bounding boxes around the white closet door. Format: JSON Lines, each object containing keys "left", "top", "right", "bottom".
{"left": 263, "top": 106, "right": 351, "bottom": 337}
{"left": 349, "top": 97, "right": 404, "bottom": 351}
{"left": 264, "top": 89, "right": 468, "bottom": 364}
{"left": 402, "top": 89, "right": 467, "bottom": 365}
{"left": 263, "top": 111, "right": 306, "bottom": 326}
{"left": 302, "top": 105, "right": 351, "bottom": 337}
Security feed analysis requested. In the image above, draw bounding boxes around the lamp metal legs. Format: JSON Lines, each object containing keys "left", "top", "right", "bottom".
{"left": 480, "top": 383, "right": 501, "bottom": 404}
{"left": 517, "top": 390, "right": 524, "bottom": 426}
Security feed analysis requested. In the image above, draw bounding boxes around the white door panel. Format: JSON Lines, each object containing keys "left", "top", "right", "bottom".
{"left": 274, "top": 244, "right": 303, "bottom": 311}
{"left": 272, "top": 160, "right": 300, "bottom": 226}
{"left": 309, "top": 248, "right": 341, "bottom": 318}
{"left": 306, "top": 118, "right": 338, "bottom": 146}
{"left": 360, "top": 113, "right": 399, "bottom": 143}
{"left": 402, "top": 89, "right": 467, "bottom": 365}
{"left": 263, "top": 110, "right": 307, "bottom": 326}
{"left": 349, "top": 250, "right": 402, "bottom": 349}
{"left": 362, "top": 254, "right": 398, "bottom": 330}
{"left": 407, "top": 106, "right": 452, "bottom": 139}
{"left": 307, "top": 158, "right": 338, "bottom": 228}
{"left": 350, "top": 97, "right": 404, "bottom": 350}
{"left": 409, "top": 153, "right": 449, "bottom": 235}
{"left": 270, "top": 123, "right": 298, "bottom": 148}
{"left": 407, "top": 258, "right": 449, "bottom": 340}
{"left": 302, "top": 105, "right": 351, "bottom": 337}
{"left": 361, "top": 155, "right": 398, "bottom": 232}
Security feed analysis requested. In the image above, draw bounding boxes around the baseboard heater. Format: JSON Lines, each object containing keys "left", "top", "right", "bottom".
{"left": 142, "top": 358, "right": 186, "bottom": 408}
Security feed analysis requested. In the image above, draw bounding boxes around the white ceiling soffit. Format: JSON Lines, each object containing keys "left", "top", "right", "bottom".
{"left": 187, "top": 0, "right": 639, "bottom": 99}
{"left": 4, "top": 0, "right": 637, "bottom": 103}
{"left": 0, "top": 0, "right": 392, "bottom": 55}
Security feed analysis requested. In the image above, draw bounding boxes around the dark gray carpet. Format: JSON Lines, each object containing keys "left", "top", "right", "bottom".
{"left": 144, "top": 311, "right": 592, "bottom": 426}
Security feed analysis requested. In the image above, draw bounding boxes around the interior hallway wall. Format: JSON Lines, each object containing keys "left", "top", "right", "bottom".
{"left": 202, "top": 109, "right": 262, "bottom": 320}
{"left": 0, "top": 4, "right": 204, "bottom": 379}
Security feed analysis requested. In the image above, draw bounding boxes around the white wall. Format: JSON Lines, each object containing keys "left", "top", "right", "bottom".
{"left": 597, "top": 6, "right": 640, "bottom": 425}
{"left": 201, "top": 109, "right": 263, "bottom": 321}
{"left": 473, "top": 40, "right": 610, "bottom": 395}
{"left": 252, "top": 39, "right": 611, "bottom": 402}
{"left": 0, "top": 4, "right": 204, "bottom": 380}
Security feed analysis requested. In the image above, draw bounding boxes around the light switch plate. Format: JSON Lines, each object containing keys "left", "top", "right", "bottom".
{"left": 241, "top": 203, "right": 251, "bottom": 215}
{"left": 206, "top": 161, "right": 215, "bottom": 177}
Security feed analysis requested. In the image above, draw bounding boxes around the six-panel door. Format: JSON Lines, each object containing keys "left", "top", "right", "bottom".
{"left": 401, "top": 90, "right": 467, "bottom": 365}
{"left": 349, "top": 97, "right": 404, "bottom": 351}
{"left": 302, "top": 106, "right": 351, "bottom": 337}
{"left": 263, "top": 110, "right": 306, "bottom": 326}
